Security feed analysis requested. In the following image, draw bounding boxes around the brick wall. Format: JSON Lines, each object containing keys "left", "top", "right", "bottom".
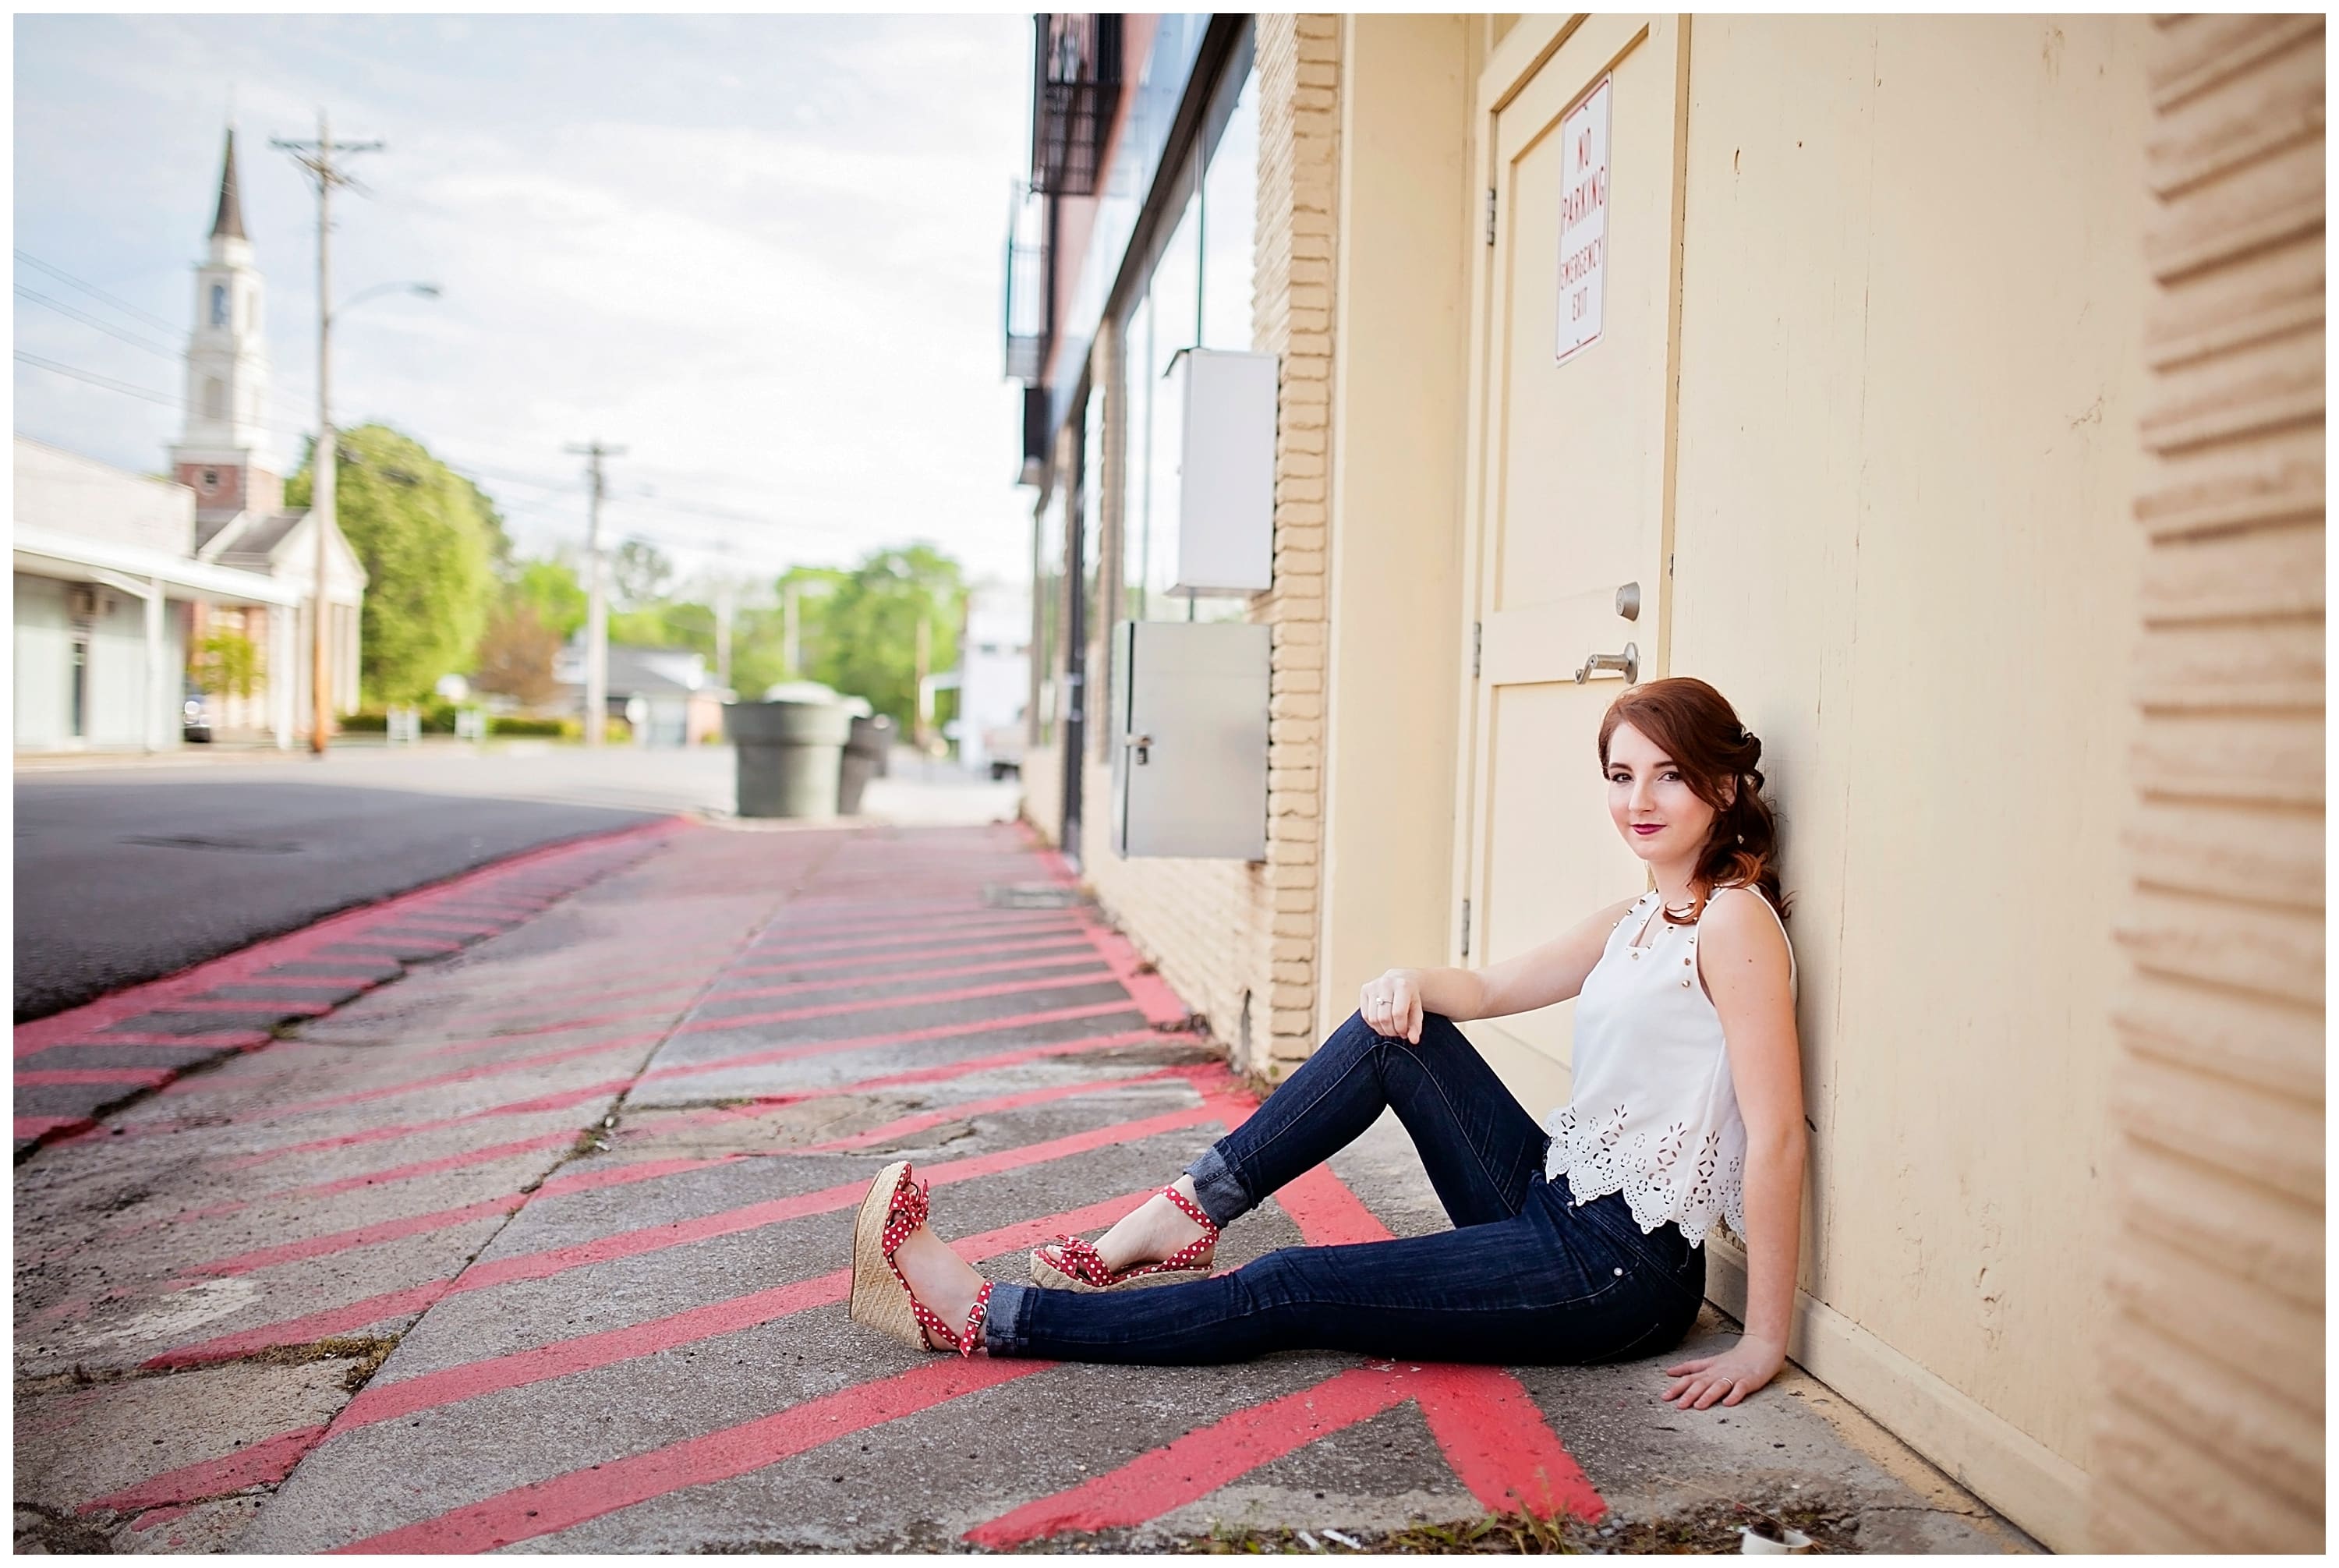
{"left": 1065, "top": 13, "right": 1343, "bottom": 1078}
{"left": 2088, "top": 13, "right": 2323, "bottom": 1552}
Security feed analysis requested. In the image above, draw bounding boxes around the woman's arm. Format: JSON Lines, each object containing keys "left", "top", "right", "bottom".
{"left": 1361, "top": 896, "right": 1642, "bottom": 1043}
{"left": 1661, "top": 887, "right": 1805, "bottom": 1409}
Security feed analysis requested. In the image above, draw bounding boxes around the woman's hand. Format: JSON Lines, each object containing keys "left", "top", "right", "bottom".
{"left": 1359, "top": 968, "right": 1424, "bottom": 1044}
{"left": 1660, "top": 1334, "right": 1785, "bottom": 1409}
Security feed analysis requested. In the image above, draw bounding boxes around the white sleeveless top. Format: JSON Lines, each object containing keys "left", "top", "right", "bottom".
{"left": 1542, "top": 885, "right": 1796, "bottom": 1248}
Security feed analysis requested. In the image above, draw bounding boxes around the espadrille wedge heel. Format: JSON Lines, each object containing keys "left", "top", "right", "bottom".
{"left": 848, "top": 1159, "right": 992, "bottom": 1355}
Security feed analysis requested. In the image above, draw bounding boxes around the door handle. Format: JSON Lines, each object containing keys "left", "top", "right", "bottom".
{"left": 1573, "top": 642, "right": 1640, "bottom": 685}
{"left": 1123, "top": 733, "right": 1155, "bottom": 766}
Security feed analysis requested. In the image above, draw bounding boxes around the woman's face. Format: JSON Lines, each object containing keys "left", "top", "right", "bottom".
{"left": 1605, "top": 720, "right": 1725, "bottom": 870}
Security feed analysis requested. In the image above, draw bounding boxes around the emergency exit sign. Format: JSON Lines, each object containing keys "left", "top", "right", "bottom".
{"left": 1555, "top": 75, "right": 1611, "bottom": 366}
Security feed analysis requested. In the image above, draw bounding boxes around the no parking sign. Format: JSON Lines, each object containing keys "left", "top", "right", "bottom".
{"left": 1556, "top": 75, "right": 1611, "bottom": 366}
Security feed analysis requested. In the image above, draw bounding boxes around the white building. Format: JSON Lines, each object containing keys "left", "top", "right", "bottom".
{"left": 12, "top": 129, "right": 364, "bottom": 752}
{"left": 956, "top": 578, "right": 1030, "bottom": 777}
{"left": 13, "top": 438, "right": 295, "bottom": 750}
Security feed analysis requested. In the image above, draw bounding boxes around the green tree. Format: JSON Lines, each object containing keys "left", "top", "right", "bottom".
{"left": 612, "top": 538, "right": 675, "bottom": 609}
{"left": 509, "top": 558, "right": 587, "bottom": 640}
{"left": 191, "top": 628, "right": 260, "bottom": 699}
{"left": 798, "top": 545, "right": 964, "bottom": 730}
{"left": 286, "top": 424, "right": 501, "bottom": 704}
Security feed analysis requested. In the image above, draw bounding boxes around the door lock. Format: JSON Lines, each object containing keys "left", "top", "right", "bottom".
{"left": 1573, "top": 642, "right": 1640, "bottom": 685}
{"left": 1615, "top": 581, "right": 1640, "bottom": 621}
{"left": 1123, "top": 733, "right": 1155, "bottom": 766}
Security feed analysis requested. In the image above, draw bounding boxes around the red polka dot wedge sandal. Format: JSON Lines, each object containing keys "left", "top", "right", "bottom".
{"left": 848, "top": 1159, "right": 992, "bottom": 1355}
{"left": 1028, "top": 1184, "right": 1219, "bottom": 1293}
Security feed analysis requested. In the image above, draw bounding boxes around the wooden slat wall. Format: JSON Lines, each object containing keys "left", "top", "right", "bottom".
{"left": 2091, "top": 13, "right": 2324, "bottom": 1553}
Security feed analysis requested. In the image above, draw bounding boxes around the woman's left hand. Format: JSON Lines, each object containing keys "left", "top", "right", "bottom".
{"left": 1660, "top": 1334, "right": 1785, "bottom": 1409}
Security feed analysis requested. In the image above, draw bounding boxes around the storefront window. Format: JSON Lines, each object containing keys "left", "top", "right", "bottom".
{"left": 1034, "top": 481, "right": 1067, "bottom": 742}
{"left": 1199, "top": 58, "right": 1258, "bottom": 352}
{"left": 1110, "top": 37, "right": 1262, "bottom": 631}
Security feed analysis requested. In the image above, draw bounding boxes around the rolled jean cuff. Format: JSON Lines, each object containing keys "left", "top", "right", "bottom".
{"left": 1183, "top": 1144, "right": 1254, "bottom": 1229}
{"left": 981, "top": 1281, "right": 1035, "bottom": 1357}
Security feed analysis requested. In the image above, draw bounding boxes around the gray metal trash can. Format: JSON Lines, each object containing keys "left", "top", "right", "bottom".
{"left": 727, "top": 699, "right": 851, "bottom": 819}
{"left": 839, "top": 714, "right": 896, "bottom": 815}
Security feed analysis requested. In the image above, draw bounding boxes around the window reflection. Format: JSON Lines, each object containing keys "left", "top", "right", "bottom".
{"left": 1109, "top": 42, "right": 1261, "bottom": 632}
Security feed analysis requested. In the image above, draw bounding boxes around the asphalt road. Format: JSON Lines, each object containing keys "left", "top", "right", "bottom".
{"left": 13, "top": 777, "right": 657, "bottom": 1021}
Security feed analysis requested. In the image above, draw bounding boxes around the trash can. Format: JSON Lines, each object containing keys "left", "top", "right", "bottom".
{"left": 839, "top": 714, "right": 896, "bottom": 815}
{"left": 727, "top": 699, "right": 851, "bottom": 819}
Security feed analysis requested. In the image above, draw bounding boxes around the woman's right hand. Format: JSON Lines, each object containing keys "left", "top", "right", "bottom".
{"left": 1360, "top": 968, "right": 1424, "bottom": 1044}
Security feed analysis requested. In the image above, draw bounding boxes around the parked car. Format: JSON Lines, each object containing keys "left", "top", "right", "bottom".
{"left": 182, "top": 683, "right": 214, "bottom": 743}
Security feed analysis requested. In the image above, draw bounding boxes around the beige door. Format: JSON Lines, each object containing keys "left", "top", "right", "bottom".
{"left": 1455, "top": 15, "right": 1689, "bottom": 1106}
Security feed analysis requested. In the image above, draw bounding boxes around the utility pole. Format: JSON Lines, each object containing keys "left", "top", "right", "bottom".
{"left": 274, "top": 111, "right": 381, "bottom": 756}
{"left": 782, "top": 577, "right": 801, "bottom": 680}
{"left": 713, "top": 577, "right": 738, "bottom": 693}
{"left": 564, "top": 441, "right": 626, "bottom": 745}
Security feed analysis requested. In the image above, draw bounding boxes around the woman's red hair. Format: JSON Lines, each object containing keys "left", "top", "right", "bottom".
{"left": 1598, "top": 677, "right": 1791, "bottom": 925}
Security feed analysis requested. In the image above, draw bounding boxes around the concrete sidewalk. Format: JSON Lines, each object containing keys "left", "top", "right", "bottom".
{"left": 13, "top": 820, "right": 2033, "bottom": 1553}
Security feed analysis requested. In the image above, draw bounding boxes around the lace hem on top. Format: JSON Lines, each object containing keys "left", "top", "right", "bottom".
{"left": 1545, "top": 1102, "right": 1745, "bottom": 1249}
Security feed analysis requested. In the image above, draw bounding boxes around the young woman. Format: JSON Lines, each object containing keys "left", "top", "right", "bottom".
{"left": 848, "top": 677, "right": 1804, "bottom": 1413}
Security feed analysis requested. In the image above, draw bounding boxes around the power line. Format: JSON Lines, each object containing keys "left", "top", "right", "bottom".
{"left": 15, "top": 250, "right": 182, "bottom": 337}
{"left": 16, "top": 285, "right": 184, "bottom": 360}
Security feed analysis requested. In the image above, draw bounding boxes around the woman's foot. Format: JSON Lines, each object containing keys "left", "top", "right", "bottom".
{"left": 890, "top": 1221, "right": 989, "bottom": 1352}
{"left": 1090, "top": 1176, "right": 1216, "bottom": 1274}
{"left": 847, "top": 1161, "right": 993, "bottom": 1354}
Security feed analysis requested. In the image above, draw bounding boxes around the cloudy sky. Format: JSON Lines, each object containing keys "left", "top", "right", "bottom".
{"left": 13, "top": 13, "right": 1036, "bottom": 589}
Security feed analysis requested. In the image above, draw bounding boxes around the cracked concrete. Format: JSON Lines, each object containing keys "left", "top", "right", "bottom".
{"left": 18, "top": 812, "right": 2040, "bottom": 1553}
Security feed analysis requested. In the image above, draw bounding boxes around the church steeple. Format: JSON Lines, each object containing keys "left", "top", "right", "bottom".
{"left": 172, "top": 121, "right": 277, "bottom": 515}
{"left": 210, "top": 128, "right": 246, "bottom": 242}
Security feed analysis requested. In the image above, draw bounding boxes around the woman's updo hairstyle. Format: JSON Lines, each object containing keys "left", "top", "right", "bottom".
{"left": 1598, "top": 677, "right": 1791, "bottom": 926}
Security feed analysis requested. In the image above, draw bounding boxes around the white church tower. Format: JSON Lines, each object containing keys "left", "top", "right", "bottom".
{"left": 170, "top": 128, "right": 281, "bottom": 519}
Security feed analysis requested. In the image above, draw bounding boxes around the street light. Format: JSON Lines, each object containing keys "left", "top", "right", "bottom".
{"left": 309, "top": 278, "right": 441, "bottom": 755}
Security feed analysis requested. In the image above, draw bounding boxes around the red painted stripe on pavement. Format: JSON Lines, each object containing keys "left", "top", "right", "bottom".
{"left": 334, "top": 1191, "right": 1149, "bottom": 1432}
{"left": 965, "top": 1366, "right": 1414, "bottom": 1548}
{"left": 140, "top": 996, "right": 337, "bottom": 1015}
{"left": 10, "top": 815, "right": 681, "bottom": 1057}
{"left": 336, "top": 1355, "right": 1048, "bottom": 1553}
{"left": 711, "top": 950, "right": 1105, "bottom": 1005}
{"left": 142, "top": 1282, "right": 453, "bottom": 1370}
{"left": 648, "top": 1000, "right": 1138, "bottom": 1081}
{"left": 800, "top": 1068, "right": 1181, "bottom": 1152}
{"left": 107, "top": 1130, "right": 585, "bottom": 1237}
{"left": 248, "top": 1032, "right": 667, "bottom": 1117}
{"left": 1414, "top": 1365, "right": 1605, "bottom": 1522}
{"left": 678, "top": 968, "right": 1115, "bottom": 1036}
{"left": 16, "top": 1067, "right": 176, "bottom": 1087}
{"left": 151, "top": 1104, "right": 1221, "bottom": 1369}
{"left": 219, "top": 1080, "right": 632, "bottom": 1170}
{"left": 83, "top": 1423, "right": 331, "bottom": 1515}
{"left": 611, "top": 1027, "right": 1166, "bottom": 1142}
{"left": 1073, "top": 922, "right": 1192, "bottom": 1028}
{"left": 15, "top": 1115, "right": 95, "bottom": 1141}
{"left": 727, "top": 925, "right": 1087, "bottom": 977}
{"left": 23, "top": 1029, "right": 272, "bottom": 1052}
{"left": 175, "top": 1156, "right": 738, "bottom": 1279}
{"left": 748, "top": 910, "right": 1085, "bottom": 955}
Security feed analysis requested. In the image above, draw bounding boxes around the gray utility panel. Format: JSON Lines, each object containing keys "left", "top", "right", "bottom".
{"left": 1111, "top": 619, "right": 1269, "bottom": 860}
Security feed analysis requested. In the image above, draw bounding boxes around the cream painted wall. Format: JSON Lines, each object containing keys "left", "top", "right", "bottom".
{"left": 1315, "top": 13, "right": 1476, "bottom": 1035}
{"left": 1665, "top": 12, "right": 2150, "bottom": 1531}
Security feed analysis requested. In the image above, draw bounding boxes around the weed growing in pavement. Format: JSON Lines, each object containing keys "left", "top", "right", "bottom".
{"left": 246, "top": 1333, "right": 400, "bottom": 1393}
{"left": 1009, "top": 1497, "right": 1859, "bottom": 1555}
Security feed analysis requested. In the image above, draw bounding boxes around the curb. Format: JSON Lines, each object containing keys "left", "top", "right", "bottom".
{"left": 13, "top": 816, "right": 692, "bottom": 1160}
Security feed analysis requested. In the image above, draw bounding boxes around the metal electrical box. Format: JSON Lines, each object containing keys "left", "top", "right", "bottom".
{"left": 1112, "top": 620, "right": 1269, "bottom": 860}
{"left": 1169, "top": 349, "right": 1278, "bottom": 594}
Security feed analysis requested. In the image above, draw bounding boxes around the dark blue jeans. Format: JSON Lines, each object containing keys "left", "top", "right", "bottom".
{"left": 983, "top": 1012, "right": 1707, "bottom": 1364}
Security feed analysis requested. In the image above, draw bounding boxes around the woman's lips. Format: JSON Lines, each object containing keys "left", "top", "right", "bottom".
{"left": 1631, "top": 824, "right": 1664, "bottom": 836}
